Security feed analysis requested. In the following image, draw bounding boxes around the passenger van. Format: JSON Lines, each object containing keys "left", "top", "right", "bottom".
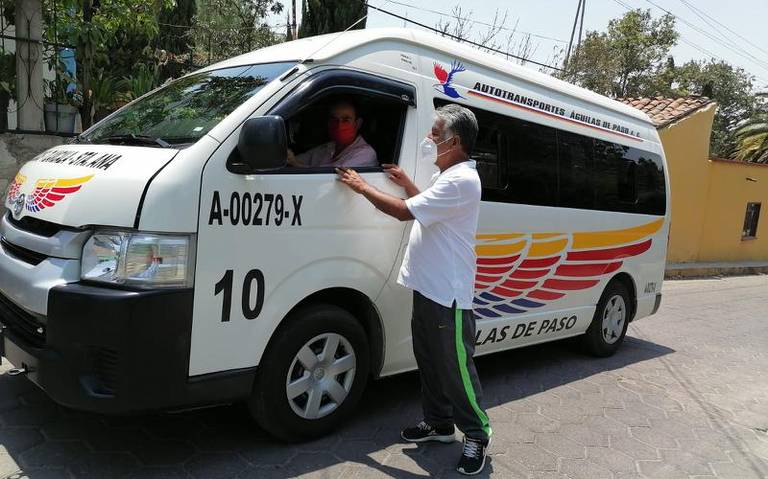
{"left": 0, "top": 28, "right": 669, "bottom": 441}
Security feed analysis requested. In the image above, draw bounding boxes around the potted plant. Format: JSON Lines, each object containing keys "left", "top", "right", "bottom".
{"left": 117, "top": 63, "right": 160, "bottom": 103}
{"left": 44, "top": 73, "right": 83, "bottom": 134}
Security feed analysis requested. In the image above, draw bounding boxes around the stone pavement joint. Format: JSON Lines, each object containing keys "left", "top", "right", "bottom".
{"left": 0, "top": 275, "right": 767, "bottom": 478}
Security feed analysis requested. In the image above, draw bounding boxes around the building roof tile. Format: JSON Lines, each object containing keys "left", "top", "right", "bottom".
{"left": 617, "top": 95, "right": 714, "bottom": 128}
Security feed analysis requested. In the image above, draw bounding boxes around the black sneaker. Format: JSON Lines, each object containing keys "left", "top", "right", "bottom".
{"left": 456, "top": 436, "right": 491, "bottom": 475}
{"left": 400, "top": 420, "right": 455, "bottom": 443}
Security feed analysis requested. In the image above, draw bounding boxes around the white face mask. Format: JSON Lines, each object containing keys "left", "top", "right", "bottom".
{"left": 419, "top": 136, "right": 454, "bottom": 164}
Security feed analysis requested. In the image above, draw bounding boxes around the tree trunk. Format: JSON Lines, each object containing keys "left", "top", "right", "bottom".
{"left": 78, "top": 0, "right": 94, "bottom": 130}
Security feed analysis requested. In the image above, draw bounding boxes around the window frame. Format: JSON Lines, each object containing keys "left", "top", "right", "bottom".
{"left": 254, "top": 68, "right": 417, "bottom": 175}
{"left": 742, "top": 202, "right": 761, "bottom": 240}
{"left": 432, "top": 98, "right": 666, "bottom": 215}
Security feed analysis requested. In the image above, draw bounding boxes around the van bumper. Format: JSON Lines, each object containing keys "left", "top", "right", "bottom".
{"left": 0, "top": 283, "right": 255, "bottom": 414}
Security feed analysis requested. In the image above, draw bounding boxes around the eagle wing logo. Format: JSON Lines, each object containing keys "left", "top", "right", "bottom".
{"left": 5, "top": 173, "right": 26, "bottom": 203}
{"left": 473, "top": 219, "right": 664, "bottom": 319}
{"left": 25, "top": 175, "right": 94, "bottom": 213}
{"left": 433, "top": 60, "right": 466, "bottom": 99}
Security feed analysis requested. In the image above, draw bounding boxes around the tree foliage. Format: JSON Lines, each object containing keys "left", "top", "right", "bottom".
{"left": 732, "top": 93, "right": 768, "bottom": 163}
{"left": 561, "top": 9, "right": 678, "bottom": 97}
{"left": 672, "top": 60, "right": 757, "bottom": 156}
{"left": 193, "top": 0, "right": 283, "bottom": 64}
{"left": 298, "top": 0, "right": 366, "bottom": 38}
{"left": 561, "top": 8, "right": 760, "bottom": 160}
{"left": 43, "top": 0, "right": 173, "bottom": 128}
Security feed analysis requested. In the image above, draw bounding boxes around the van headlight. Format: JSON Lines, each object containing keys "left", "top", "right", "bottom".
{"left": 81, "top": 231, "right": 195, "bottom": 288}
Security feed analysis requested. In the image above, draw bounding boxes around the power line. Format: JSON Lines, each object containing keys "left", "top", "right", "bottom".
{"left": 379, "top": 0, "right": 568, "bottom": 44}
{"left": 363, "top": 1, "right": 564, "bottom": 72}
{"left": 610, "top": 0, "right": 768, "bottom": 87}
{"left": 639, "top": 0, "right": 768, "bottom": 74}
{"left": 677, "top": 0, "right": 768, "bottom": 58}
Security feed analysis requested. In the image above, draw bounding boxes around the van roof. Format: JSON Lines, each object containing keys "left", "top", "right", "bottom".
{"left": 201, "top": 27, "right": 653, "bottom": 125}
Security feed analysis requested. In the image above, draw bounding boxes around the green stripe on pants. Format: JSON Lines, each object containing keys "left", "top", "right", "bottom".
{"left": 454, "top": 308, "right": 492, "bottom": 437}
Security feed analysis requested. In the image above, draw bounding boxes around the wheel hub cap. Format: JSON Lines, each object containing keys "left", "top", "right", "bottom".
{"left": 285, "top": 332, "right": 356, "bottom": 420}
{"left": 601, "top": 294, "right": 626, "bottom": 345}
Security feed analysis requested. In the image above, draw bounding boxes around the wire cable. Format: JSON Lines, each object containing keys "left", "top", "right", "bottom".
{"left": 363, "top": 1, "right": 564, "bottom": 72}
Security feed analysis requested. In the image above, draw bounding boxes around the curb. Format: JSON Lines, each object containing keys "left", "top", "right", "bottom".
{"left": 665, "top": 262, "right": 768, "bottom": 279}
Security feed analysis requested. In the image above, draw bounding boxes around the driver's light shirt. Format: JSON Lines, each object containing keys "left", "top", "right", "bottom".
{"left": 296, "top": 135, "right": 378, "bottom": 167}
{"left": 397, "top": 160, "right": 481, "bottom": 310}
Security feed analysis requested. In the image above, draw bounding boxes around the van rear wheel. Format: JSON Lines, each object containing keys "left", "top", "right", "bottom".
{"left": 248, "top": 304, "right": 369, "bottom": 442}
{"left": 582, "top": 281, "right": 631, "bottom": 357}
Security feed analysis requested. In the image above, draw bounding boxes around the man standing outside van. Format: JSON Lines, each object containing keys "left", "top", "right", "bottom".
{"left": 336, "top": 104, "right": 491, "bottom": 475}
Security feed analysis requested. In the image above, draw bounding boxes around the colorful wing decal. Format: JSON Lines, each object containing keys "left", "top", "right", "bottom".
{"left": 445, "top": 60, "right": 466, "bottom": 85}
{"left": 433, "top": 63, "right": 448, "bottom": 84}
{"left": 25, "top": 175, "right": 94, "bottom": 212}
{"left": 5, "top": 173, "right": 26, "bottom": 203}
{"left": 473, "top": 219, "right": 664, "bottom": 319}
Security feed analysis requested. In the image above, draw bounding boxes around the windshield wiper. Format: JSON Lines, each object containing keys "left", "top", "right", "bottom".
{"left": 101, "top": 134, "right": 171, "bottom": 148}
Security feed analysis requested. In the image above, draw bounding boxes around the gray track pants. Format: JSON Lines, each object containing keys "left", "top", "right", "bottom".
{"left": 411, "top": 290, "right": 492, "bottom": 442}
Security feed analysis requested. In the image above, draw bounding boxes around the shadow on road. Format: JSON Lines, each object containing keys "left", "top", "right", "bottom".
{"left": 0, "top": 334, "right": 674, "bottom": 478}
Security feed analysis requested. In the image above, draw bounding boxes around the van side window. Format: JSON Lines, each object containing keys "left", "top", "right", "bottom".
{"left": 505, "top": 121, "right": 559, "bottom": 208}
{"left": 469, "top": 110, "right": 505, "bottom": 191}
{"left": 270, "top": 70, "right": 416, "bottom": 173}
{"left": 433, "top": 98, "right": 666, "bottom": 215}
{"left": 286, "top": 95, "right": 407, "bottom": 169}
{"left": 557, "top": 131, "right": 595, "bottom": 210}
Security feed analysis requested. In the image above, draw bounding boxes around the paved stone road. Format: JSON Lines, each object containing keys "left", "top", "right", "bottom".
{"left": 1, "top": 275, "right": 767, "bottom": 478}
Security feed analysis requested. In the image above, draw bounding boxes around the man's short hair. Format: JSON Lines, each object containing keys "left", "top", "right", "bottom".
{"left": 329, "top": 98, "right": 361, "bottom": 119}
{"left": 434, "top": 104, "right": 478, "bottom": 156}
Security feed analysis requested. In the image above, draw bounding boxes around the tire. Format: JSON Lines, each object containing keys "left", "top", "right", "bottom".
{"left": 582, "top": 281, "right": 631, "bottom": 357}
{"left": 248, "top": 304, "right": 370, "bottom": 442}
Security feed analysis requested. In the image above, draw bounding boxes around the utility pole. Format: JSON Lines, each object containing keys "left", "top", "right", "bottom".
{"left": 577, "top": 0, "right": 585, "bottom": 51}
{"left": 291, "top": 0, "right": 297, "bottom": 39}
{"left": 564, "top": 0, "right": 585, "bottom": 70}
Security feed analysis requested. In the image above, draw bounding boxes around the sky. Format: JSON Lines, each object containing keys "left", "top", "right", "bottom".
{"left": 274, "top": 0, "right": 768, "bottom": 90}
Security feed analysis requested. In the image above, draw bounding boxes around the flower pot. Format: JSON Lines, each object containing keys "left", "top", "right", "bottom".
{"left": 44, "top": 103, "right": 78, "bottom": 133}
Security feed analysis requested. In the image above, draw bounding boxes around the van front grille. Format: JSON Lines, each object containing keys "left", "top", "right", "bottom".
{"left": 0, "top": 238, "right": 47, "bottom": 266}
{"left": 6, "top": 213, "right": 62, "bottom": 238}
{"left": 0, "top": 290, "right": 46, "bottom": 348}
{"left": 90, "top": 347, "right": 119, "bottom": 395}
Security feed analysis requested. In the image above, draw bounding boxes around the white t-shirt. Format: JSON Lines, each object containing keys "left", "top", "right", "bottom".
{"left": 397, "top": 160, "right": 481, "bottom": 310}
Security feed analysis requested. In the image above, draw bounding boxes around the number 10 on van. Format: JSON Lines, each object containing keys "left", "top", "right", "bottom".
{"left": 214, "top": 269, "right": 265, "bottom": 322}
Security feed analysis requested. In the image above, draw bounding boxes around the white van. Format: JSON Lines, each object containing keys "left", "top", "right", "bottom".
{"left": 0, "top": 28, "right": 669, "bottom": 441}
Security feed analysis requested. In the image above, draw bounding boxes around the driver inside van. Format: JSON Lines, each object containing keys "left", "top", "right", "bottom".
{"left": 287, "top": 99, "right": 378, "bottom": 168}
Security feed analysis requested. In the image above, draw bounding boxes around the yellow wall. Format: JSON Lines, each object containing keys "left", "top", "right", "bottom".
{"left": 661, "top": 103, "right": 768, "bottom": 264}
{"left": 660, "top": 104, "right": 716, "bottom": 263}
{"left": 698, "top": 160, "right": 768, "bottom": 262}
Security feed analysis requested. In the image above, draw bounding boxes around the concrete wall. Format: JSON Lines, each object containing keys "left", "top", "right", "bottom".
{"left": 661, "top": 103, "right": 768, "bottom": 264}
{"left": 0, "top": 132, "right": 67, "bottom": 192}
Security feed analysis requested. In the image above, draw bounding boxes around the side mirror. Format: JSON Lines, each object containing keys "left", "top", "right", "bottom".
{"left": 228, "top": 116, "right": 287, "bottom": 174}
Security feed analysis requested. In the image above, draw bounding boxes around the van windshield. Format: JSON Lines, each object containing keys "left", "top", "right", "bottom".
{"left": 80, "top": 62, "right": 294, "bottom": 146}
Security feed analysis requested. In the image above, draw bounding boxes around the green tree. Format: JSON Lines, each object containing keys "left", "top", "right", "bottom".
{"left": 156, "top": 0, "right": 197, "bottom": 79}
{"left": 298, "top": 0, "right": 366, "bottom": 38}
{"left": 44, "top": 0, "right": 173, "bottom": 129}
{"left": 561, "top": 8, "right": 761, "bottom": 159}
{"left": 561, "top": 9, "right": 678, "bottom": 97}
{"left": 193, "top": 0, "right": 283, "bottom": 65}
{"left": 672, "top": 60, "right": 757, "bottom": 157}
{"left": 732, "top": 93, "right": 768, "bottom": 163}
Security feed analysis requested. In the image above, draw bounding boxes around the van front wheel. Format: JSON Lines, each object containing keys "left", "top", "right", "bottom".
{"left": 582, "top": 281, "right": 631, "bottom": 357}
{"left": 248, "top": 304, "right": 369, "bottom": 442}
